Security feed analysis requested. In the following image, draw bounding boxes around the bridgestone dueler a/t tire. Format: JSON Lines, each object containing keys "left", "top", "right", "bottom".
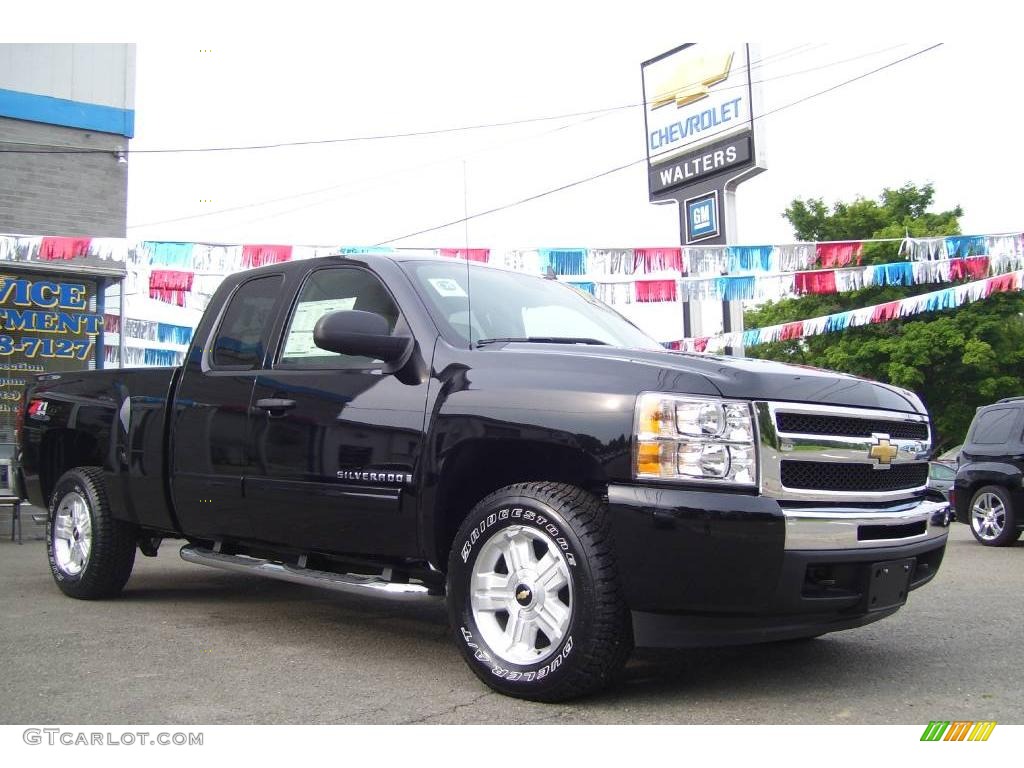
{"left": 447, "top": 482, "right": 632, "bottom": 701}
{"left": 47, "top": 467, "right": 137, "bottom": 599}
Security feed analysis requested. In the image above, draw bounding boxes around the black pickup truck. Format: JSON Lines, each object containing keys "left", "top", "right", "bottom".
{"left": 16, "top": 254, "right": 951, "bottom": 701}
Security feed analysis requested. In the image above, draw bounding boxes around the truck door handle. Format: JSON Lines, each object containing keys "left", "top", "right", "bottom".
{"left": 255, "top": 398, "right": 296, "bottom": 414}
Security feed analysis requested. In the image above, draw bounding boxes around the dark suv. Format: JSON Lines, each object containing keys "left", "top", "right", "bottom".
{"left": 953, "top": 397, "right": 1024, "bottom": 546}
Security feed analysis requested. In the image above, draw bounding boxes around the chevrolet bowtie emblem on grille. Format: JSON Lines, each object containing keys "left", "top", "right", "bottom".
{"left": 651, "top": 51, "right": 734, "bottom": 110}
{"left": 869, "top": 437, "right": 899, "bottom": 466}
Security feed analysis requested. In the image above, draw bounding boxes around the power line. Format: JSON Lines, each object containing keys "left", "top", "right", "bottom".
{"left": 124, "top": 44, "right": 906, "bottom": 230}
{"left": 373, "top": 44, "right": 943, "bottom": 246}
{"left": 127, "top": 112, "right": 613, "bottom": 230}
{"left": 250, "top": 45, "right": 908, "bottom": 230}
{"left": 0, "top": 44, "right": 833, "bottom": 157}
{"left": 239, "top": 114, "right": 617, "bottom": 228}
{"left": 0, "top": 105, "right": 633, "bottom": 155}
{"left": 229, "top": 47, "right": 905, "bottom": 228}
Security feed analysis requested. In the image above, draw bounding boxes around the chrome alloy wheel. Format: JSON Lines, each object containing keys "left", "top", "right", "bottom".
{"left": 470, "top": 524, "right": 573, "bottom": 665}
{"left": 971, "top": 492, "right": 1006, "bottom": 542}
{"left": 53, "top": 491, "right": 92, "bottom": 576}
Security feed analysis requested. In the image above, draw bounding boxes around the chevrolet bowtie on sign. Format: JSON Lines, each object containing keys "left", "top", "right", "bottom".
{"left": 651, "top": 51, "right": 734, "bottom": 110}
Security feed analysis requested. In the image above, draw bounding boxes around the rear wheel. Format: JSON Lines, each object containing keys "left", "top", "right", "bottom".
{"left": 447, "top": 482, "right": 631, "bottom": 701}
{"left": 969, "top": 485, "right": 1021, "bottom": 547}
{"left": 47, "top": 467, "right": 137, "bottom": 599}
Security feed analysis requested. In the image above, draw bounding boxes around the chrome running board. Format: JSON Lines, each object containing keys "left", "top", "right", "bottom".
{"left": 180, "top": 545, "right": 438, "bottom": 602}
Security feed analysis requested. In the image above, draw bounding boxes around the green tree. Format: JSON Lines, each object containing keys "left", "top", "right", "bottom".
{"left": 745, "top": 183, "right": 1024, "bottom": 450}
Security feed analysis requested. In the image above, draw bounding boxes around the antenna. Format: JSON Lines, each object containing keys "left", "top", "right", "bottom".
{"left": 463, "top": 159, "right": 473, "bottom": 349}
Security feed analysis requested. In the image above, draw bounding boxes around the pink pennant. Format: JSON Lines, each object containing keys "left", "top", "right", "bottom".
{"left": 633, "top": 247, "right": 682, "bottom": 274}
{"left": 634, "top": 279, "right": 677, "bottom": 302}
{"left": 439, "top": 248, "right": 490, "bottom": 263}
{"left": 242, "top": 244, "right": 293, "bottom": 268}
{"left": 39, "top": 237, "right": 92, "bottom": 260}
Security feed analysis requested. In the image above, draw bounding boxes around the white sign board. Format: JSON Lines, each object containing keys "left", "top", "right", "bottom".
{"left": 642, "top": 44, "right": 754, "bottom": 166}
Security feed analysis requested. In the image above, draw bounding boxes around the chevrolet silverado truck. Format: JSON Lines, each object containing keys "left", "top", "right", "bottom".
{"left": 16, "top": 254, "right": 951, "bottom": 701}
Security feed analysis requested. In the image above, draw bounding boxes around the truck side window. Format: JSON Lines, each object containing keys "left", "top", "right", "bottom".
{"left": 277, "top": 268, "right": 401, "bottom": 369}
{"left": 211, "top": 275, "right": 284, "bottom": 369}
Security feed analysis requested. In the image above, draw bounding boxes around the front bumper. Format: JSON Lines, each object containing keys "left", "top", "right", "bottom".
{"left": 781, "top": 498, "right": 951, "bottom": 550}
{"left": 606, "top": 484, "right": 949, "bottom": 648}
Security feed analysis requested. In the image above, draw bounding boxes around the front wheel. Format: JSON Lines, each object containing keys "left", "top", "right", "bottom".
{"left": 969, "top": 485, "right": 1021, "bottom": 547}
{"left": 47, "top": 467, "right": 137, "bottom": 599}
{"left": 446, "top": 482, "right": 631, "bottom": 701}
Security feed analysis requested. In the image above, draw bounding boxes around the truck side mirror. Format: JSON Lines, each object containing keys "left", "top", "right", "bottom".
{"left": 313, "top": 310, "right": 413, "bottom": 368}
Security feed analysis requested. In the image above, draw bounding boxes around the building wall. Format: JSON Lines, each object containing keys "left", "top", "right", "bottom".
{"left": 0, "top": 117, "right": 128, "bottom": 237}
{"left": 0, "top": 44, "right": 135, "bottom": 136}
{"left": 0, "top": 44, "right": 135, "bottom": 237}
{"left": 0, "top": 43, "right": 135, "bottom": 106}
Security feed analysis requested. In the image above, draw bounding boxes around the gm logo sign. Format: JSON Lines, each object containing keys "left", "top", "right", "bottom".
{"left": 685, "top": 191, "right": 719, "bottom": 243}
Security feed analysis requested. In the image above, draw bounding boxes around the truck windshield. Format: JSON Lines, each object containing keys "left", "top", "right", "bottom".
{"left": 402, "top": 261, "right": 663, "bottom": 350}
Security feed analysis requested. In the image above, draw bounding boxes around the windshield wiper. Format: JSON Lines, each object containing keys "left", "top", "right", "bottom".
{"left": 475, "top": 337, "right": 610, "bottom": 347}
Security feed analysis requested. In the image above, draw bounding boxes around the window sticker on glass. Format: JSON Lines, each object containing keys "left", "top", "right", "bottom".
{"left": 428, "top": 278, "right": 468, "bottom": 298}
{"left": 283, "top": 298, "right": 356, "bottom": 357}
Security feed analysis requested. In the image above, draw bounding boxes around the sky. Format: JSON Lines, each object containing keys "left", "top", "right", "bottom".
{"left": 27, "top": 1, "right": 999, "bottom": 253}
{"left": 8, "top": 2, "right": 1023, "bottom": 254}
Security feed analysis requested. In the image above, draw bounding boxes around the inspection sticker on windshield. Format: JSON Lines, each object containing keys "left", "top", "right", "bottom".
{"left": 428, "top": 278, "right": 468, "bottom": 298}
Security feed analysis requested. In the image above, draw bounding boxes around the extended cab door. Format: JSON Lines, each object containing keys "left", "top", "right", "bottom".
{"left": 244, "top": 265, "right": 431, "bottom": 556}
{"left": 171, "top": 273, "right": 286, "bottom": 540}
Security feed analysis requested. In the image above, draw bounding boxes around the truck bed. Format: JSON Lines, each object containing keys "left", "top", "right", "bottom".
{"left": 20, "top": 366, "right": 181, "bottom": 533}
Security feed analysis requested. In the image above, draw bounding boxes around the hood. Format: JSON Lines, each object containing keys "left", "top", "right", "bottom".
{"left": 496, "top": 343, "right": 925, "bottom": 414}
{"left": 676, "top": 352, "right": 924, "bottom": 413}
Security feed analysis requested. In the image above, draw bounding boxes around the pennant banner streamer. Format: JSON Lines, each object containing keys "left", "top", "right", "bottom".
{"left": 4, "top": 230, "right": 1024, "bottom": 368}
{"left": 667, "top": 271, "right": 1024, "bottom": 354}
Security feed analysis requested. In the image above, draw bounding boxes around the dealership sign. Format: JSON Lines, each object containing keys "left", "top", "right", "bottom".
{"left": 641, "top": 43, "right": 765, "bottom": 246}
{"left": 649, "top": 134, "right": 752, "bottom": 195}
{"left": 640, "top": 43, "right": 767, "bottom": 346}
{"left": 643, "top": 45, "right": 755, "bottom": 167}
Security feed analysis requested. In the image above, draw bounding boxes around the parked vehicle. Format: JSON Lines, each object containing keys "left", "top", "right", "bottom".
{"left": 16, "top": 254, "right": 951, "bottom": 701}
{"left": 927, "top": 461, "right": 955, "bottom": 501}
{"left": 935, "top": 445, "right": 962, "bottom": 467}
{"left": 953, "top": 398, "right": 1024, "bottom": 546}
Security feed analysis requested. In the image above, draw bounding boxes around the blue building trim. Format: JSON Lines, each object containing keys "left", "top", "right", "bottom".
{"left": 0, "top": 88, "right": 134, "bottom": 138}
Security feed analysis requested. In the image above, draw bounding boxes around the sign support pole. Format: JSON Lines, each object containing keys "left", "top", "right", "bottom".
{"left": 642, "top": 43, "right": 767, "bottom": 355}
{"left": 721, "top": 183, "right": 744, "bottom": 356}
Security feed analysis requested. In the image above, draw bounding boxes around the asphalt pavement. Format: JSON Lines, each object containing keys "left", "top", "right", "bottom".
{"left": 0, "top": 521, "right": 1020, "bottom": 724}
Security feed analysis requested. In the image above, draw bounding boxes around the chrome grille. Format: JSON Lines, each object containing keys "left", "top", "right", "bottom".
{"left": 780, "top": 461, "right": 929, "bottom": 492}
{"left": 757, "top": 402, "right": 931, "bottom": 502}
{"left": 775, "top": 413, "right": 928, "bottom": 440}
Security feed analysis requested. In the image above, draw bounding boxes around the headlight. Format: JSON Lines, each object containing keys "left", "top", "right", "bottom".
{"left": 634, "top": 393, "right": 758, "bottom": 486}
